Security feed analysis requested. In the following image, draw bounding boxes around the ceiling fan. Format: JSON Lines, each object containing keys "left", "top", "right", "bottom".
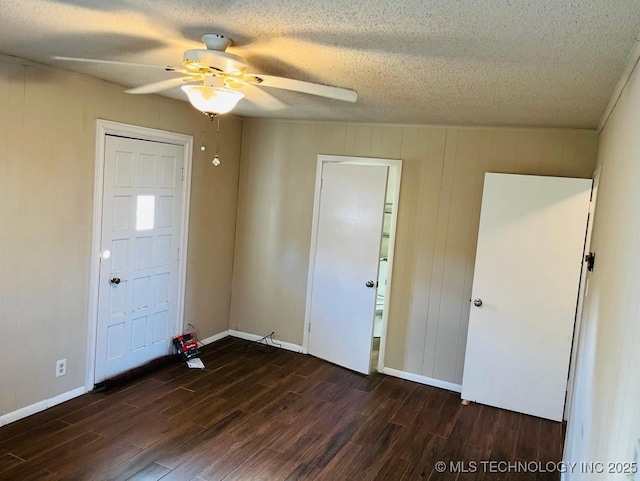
{"left": 54, "top": 33, "right": 358, "bottom": 116}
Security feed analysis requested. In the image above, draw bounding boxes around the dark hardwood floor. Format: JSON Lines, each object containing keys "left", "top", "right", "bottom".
{"left": 0, "top": 337, "right": 564, "bottom": 480}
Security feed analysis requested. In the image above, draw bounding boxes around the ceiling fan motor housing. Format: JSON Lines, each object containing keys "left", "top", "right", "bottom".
{"left": 183, "top": 49, "right": 247, "bottom": 74}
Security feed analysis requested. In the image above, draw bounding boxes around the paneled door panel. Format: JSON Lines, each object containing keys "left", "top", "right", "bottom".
{"left": 95, "top": 135, "right": 184, "bottom": 383}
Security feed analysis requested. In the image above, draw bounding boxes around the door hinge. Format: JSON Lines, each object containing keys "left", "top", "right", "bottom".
{"left": 181, "top": 167, "right": 185, "bottom": 181}
{"left": 585, "top": 252, "right": 596, "bottom": 272}
{"left": 320, "top": 177, "right": 323, "bottom": 190}
{"left": 177, "top": 247, "right": 180, "bottom": 262}
{"left": 308, "top": 322, "right": 311, "bottom": 333}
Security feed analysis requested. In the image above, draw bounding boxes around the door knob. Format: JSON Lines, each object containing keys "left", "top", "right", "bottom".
{"left": 473, "top": 298, "right": 483, "bottom": 307}
{"left": 365, "top": 280, "right": 377, "bottom": 288}
{"left": 109, "top": 277, "right": 121, "bottom": 285}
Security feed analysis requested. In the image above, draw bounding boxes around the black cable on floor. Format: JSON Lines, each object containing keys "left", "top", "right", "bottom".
{"left": 187, "top": 324, "right": 280, "bottom": 355}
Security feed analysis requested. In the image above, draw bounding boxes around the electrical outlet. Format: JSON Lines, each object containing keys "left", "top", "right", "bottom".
{"left": 56, "top": 359, "right": 66, "bottom": 378}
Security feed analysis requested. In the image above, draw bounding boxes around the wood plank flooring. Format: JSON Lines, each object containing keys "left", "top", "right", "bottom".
{"left": 0, "top": 337, "right": 564, "bottom": 480}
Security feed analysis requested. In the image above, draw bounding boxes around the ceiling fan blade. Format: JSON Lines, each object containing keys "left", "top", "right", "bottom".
{"left": 239, "top": 84, "right": 288, "bottom": 111}
{"left": 125, "top": 76, "right": 199, "bottom": 94}
{"left": 245, "top": 74, "right": 357, "bottom": 102}
{"left": 52, "top": 56, "right": 180, "bottom": 72}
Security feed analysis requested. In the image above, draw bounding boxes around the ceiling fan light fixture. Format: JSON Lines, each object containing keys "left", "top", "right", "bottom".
{"left": 181, "top": 85, "right": 244, "bottom": 115}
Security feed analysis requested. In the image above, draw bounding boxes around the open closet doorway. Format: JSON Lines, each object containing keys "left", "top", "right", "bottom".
{"left": 303, "top": 155, "right": 402, "bottom": 375}
{"left": 372, "top": 167, "right": 398, "bottom": 371}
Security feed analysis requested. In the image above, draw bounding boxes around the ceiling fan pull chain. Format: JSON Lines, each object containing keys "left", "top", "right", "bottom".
{"left": 200, "top": 114, "right": 207, "bottom": 152}
{"left": 213, "top": 116, "right": 221, "bottom": 166}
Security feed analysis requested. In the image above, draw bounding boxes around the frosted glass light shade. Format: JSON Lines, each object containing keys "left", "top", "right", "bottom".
{"left": 181, "top": 85, "right": 244, "bottom": 114}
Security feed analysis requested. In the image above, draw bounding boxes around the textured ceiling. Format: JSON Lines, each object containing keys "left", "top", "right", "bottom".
{"left": 1, "top": 0, "right": 639, "bottom": 128}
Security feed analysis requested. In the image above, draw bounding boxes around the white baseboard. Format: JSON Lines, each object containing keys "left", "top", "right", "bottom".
{"left": 382, "top": 367, "right": 462, "bottom": 393}
{"left": 0, "top": 386, "right": 86, "bottom": 427}
{"left": 229, "top": 329, "right": 303, "bottom": 353}
{"left": 198, "top": 330, "right": 230, "bottom": 346}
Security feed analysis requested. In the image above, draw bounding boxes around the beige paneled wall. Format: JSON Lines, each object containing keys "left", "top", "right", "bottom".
{"left": 564, "top": 58, "right": 640, "bottom": 476}
{"left": 231, "top": 119, "right": 598, "bottom": 384}
{"left": 0, "top": 55, "right": 241, "bottom": 417}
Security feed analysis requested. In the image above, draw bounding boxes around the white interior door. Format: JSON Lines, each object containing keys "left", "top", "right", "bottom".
{"left": 308, "top": 162, "right": 388, "bottom": 374}
{"left": 564, "top": 168, "right": 598, "bottom": 421}
{"left": 461, "top": 173, "right": 591, "bottom": 421}
{"left": 95, "top": 135, "right": 185, "bottom": 383}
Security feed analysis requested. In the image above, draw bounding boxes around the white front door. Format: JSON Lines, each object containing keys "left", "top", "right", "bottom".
{"left": 461, "top": 173, "right": 591, "bottom": 421}
{"left": 308, "top": 162, "right": 388, "bottom": 374}
{"left": 95, "top": 135, "right": 185, "bottom": 383}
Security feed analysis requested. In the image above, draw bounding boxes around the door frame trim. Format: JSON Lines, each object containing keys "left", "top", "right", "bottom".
{"left": 302, "top": 154, "right": 402, "bottom": 373}
{"left": 85, "top": 120, "right": 193, "bottom": 391}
